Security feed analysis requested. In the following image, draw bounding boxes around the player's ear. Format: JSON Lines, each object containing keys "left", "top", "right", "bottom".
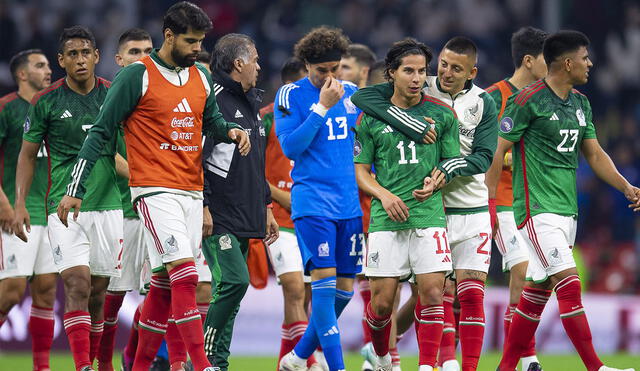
{"left": 57, "top": 53, "right": 65, "bottom": 69}
{"left": 115, "top": 54, "right": 123, "bottom": 67}
{"left": 94, "top": 49, "right": 100, "bottom": 64}
{"left": 469, "top": 66, "right": 478, "bottom": 80}
{"left": 164, "top": 28, "right": 174, "bottom": 45}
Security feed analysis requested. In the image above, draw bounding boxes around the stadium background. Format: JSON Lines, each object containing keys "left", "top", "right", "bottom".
{"left": 0, "top": 0, "right": 639, "bottom": 365}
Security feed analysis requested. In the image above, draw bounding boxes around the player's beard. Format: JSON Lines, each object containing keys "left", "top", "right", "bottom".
{"left": 171, "top": 47, "right": 197, "bottom": 68}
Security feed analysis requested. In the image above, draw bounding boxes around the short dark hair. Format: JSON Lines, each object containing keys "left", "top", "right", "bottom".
{"left": 294, "top": 26, "right": 350, "bottom": 64}
{"left": 543, "top": 30, "right": 590, "bottom": 66}
{"left": 443, "top": 36, "right": 477, "bottom": 59}
{"left": 118, "top": 28, "right": 152, "bottom": 50}
{"left": 163, "top": 1, "right": 212, "bottom": 35}
{"left": 280, "top": 57, "right": 306, "bottom": 84}
{"left": 9, "top": 49, "right": 45, "bottom": 82}
{"left": 197, "top": 49, "right": 211, "bottom": 65}
{"left": 345, "top": 44, "right": 376, "bottom": 68}
{"left": 58, "top": 25, "right": 96, "bottom": 53}
{"left": 384, "top": 38, "right": 433, "bottom": 81}
{"left": 511, "top": 27, "right": 548, "bottom": 68}
{"left": 212, "top": 33, "right": 255, "bottom": 73}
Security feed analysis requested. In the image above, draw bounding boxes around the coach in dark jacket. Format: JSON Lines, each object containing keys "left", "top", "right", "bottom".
{"left": 201, "top": 33, "right": 278, "bottom": 370}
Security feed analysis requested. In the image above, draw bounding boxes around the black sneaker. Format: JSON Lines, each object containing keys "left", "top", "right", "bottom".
{"left": 527, "top": 362, "right": 543, "bottom": 371}
{"left": 150, "top": 356, "right": 170, "bottom": 371}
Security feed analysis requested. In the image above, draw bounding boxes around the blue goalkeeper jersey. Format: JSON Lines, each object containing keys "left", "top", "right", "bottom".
{"left": 275, "top": 77, "right": 362, "bottom": 220}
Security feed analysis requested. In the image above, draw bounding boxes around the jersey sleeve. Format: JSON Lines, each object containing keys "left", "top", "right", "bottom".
{"left": 439, "top": 111, "right": 461, "bottom": 159}
{"left": 353, "top": 115, "right": 375, "bottom": 164}
{"left": 65, "top": 63, "right": 145, "bottom": 199}
{"left": 351, "top": 83, "right": 429, "bottom": 142}
{"left": 274, "top": 85, "right": 325, "bottom": 160}
{"left": 437, "top": 92, "right": 497, "bottom": 180}
{"left": 499, "top": 94, "right": 532, "bottom": 143}
{"left": 0, "top": 106, "right": 7, "bottom": 144}
{"left": 199, "top": 65, "right": 241, "bottom": 142}
{"left": 486, "top": 87, "right": 502, "bottom": 114}
{"left": 582, "top": 97, "right": 596, "bottom": 139}
{"left": 23, "top": 98, "right": 49, "bottom": 144}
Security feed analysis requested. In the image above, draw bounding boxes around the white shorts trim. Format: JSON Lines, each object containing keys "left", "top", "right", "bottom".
{"left": 447, "top": 213, "right": 492, "bottom": 273}
{"left": 495, "top": 211, "right": 529, "bottom": 272}
{"left": 520, "top": 213, "right": 577, "bottom": 283}
{"left": 47, "top": 210, "right": 124, "bottom": 277}
{"left": 0, "top": 226, "right": 57, "bottom": 279}
{"left": 364, "top": 228, "right": 452, "bottom": 277}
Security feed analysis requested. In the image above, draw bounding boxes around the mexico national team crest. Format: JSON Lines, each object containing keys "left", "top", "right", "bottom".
{"left": 53, "top": 245, "right": 63, "bottom": 264}
{"left": 500, "top": 116, "right": 514, "bottom": 133}
{"left": 24, "top": 116, "right": 31, "bottom": 133}
{"left": 318, "top": 242, "right": 330, "bottom": 257}
{"left": 368, "top": 251, "right": 379, "bottom": 268}
{"left": 353, "top": 139, "right": 362, "bottom": 157}
{"left": 343, "top": 97, "right": 357, "bottom": 114}
{"left": 576, "top": 108, "right": 586, "bottom": 126}
{"left": 219, "top": 235, "right": 232, "bottom": 250}
{"left": 164, "top": 235, "right": 179, "bottom": 253}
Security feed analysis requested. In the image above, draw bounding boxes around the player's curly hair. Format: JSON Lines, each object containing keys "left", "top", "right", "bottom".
{"left": 294, "top": 26, "right": 350, "bottom": 64}
{"left": 384, "top": 38, "right": 433, "bottom": 81}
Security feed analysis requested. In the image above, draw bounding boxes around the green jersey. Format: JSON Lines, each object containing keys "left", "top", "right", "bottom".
{"left": 354, "top": 96, "right": 460, "bottom": 232}
{"left": 0, "top": 92, "right": 48, "bottom": 225}
{"left": 23, "top": 77, "right": 121, "bottom": 213}
{"left": 116, "top": 129, "right": 136, "bottom": 218}
{"left": 499, "top": 79, "right": 596, "bottom": 227}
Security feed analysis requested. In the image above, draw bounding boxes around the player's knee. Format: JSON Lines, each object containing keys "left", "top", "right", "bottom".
{"left": 63, "top": 275, "right": 91, "bottom": 302}
{"left": 371, "top": 296, "right": 394, "bottom": 316}
{"left": 282, "top": 281, "right": 305, "bottom": 305}
{"left": 0, "top": 288, "right": 23, "bottom": 309}
{"left": 31, "top": 284, "right": 57, "bottom": 308}
{"left": 420, "top": 285, "right": 444, "bottom": 306}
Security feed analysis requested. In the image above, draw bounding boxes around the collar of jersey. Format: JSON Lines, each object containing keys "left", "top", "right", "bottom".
{"left": 433, "top": 77, "right": 472, "bottom": 99}
{"left": 149, "top": 49, "right": 187, "bottom": 72}
{"left": 542, "top": 79, "right": 573, "bottom": 105}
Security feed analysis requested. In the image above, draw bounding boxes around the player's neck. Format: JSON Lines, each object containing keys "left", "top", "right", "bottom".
{"left": 17, "top": 82, "right": 39, "bottom": 103}
{"left": 545, "top": 74, "right": 573, "bottom": 100}
{"left": 390, "top": 91, "right": 420, "bottom": 109}
{"left": 158, "top": 45, "right": 179, "bottom": 68}
{"left": 65, "top": 75, "right": 96, "bottom": 95}
{"left": 509, "top": 68, "right": 537, "bottom": 90}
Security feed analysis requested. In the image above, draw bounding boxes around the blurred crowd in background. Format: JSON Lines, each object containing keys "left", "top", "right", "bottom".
{"left": 0, "top": 0, "right": 638, "bottom": 293}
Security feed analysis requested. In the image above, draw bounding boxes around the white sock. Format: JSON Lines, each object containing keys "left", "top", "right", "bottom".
{"left": 521, "top": 355, "right": 539, "bottom": 370}
{"left": 418, "top": 366, "right": 434, "bottom": 371}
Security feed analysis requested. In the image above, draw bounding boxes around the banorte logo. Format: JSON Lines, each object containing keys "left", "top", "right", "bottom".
{"left": 171, "top": 116, "right": 195, "bottom": 128}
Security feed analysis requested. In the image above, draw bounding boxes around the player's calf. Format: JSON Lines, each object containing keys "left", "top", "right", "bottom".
{"left": 0, "top": 277, "right": 27, "bottom": 317}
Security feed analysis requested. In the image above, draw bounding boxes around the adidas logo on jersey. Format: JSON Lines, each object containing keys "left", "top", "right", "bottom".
{"left": 323, "top": 326, "right": 339, "bottom": 336}
{"left": 550, "top": 112, "right": 559, "bottom": 120}
{"left": 173, "top": 98, "right": 193, "bottom": 113}
{"left": 382, "top": 125, "right": 394, "bottom": 134}
{"left": 234, "top": 109, "right": 244, "bottom": 118}
{"left": 441, "top": 255, "right": 451, "bottom": 263}
{"left": 60, "top": 110, "right": 73, "bottom": 119}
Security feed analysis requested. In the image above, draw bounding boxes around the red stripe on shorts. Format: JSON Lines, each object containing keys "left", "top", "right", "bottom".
{"left": 526, "top": 219, "right": 548, "bottom": 268}
{"left": 138, "top": 198, "right": 164, "bottom": 255}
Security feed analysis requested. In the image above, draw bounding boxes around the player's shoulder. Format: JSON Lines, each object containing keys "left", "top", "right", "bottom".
{"left": 96, "top": 76, "right": 111, "bottom": 89}
{"left": 421, "top": 93, "right": 457, "bottom": 119}
{"left": 276, "top": 79, "right": 304, "bottom": 110}
{"left": 340, "top": 80, "right": 358, "bottom": 92}
{"left": 31, "top": 78, "right": 66, "bottom": 105}
{"left": 512, "top": 79, "right": 547, "bottom": 107}
{"left": 0, "top": 91, "right": 19, "bottom": 112}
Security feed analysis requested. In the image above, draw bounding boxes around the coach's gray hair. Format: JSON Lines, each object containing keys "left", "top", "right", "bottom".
{"left": 212, "top": 33, "right": 255, "bottom": 74}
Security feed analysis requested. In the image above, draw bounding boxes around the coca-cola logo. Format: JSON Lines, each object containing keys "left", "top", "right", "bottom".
{"left": 171, "top": 116, "right": 195, "bottom": 128}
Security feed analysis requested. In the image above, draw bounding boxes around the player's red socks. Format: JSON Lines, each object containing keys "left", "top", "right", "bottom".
{"left": 197, "top": 302, "right": 209, "bottom": 323}
{"left": 503, "top": 303, "right": 536, "bottom": 358}
{"left": 168, "top": 262, "right": 210, "bottom": 371}
{"left": 90, "top": 320, "right": 104, "bottom": 362}
{"left": 499, "top": 286, "right": 550, "bottom": 370}
{"left": 438, "top": 293, "right": 457, "bottom": 364}
{"left": 166, "top": 316, "right": 188, "bottom": 369}
{"left": 98, "top": 292, "right": 125, "bottom": 369}
{"left": 134, "top": 275, "right": 171, "bottom": 370}
{"left": 416, "top": 301, "right": 444, "bottom": 367}
{"left": 123, "top": 301, "right": 142, "bottom": 365}
{"left": 365, "top": 301, "right": 392, "bottom": 356}
{"left": 390, "top": 346, "right": 400, "bottom": 368}
{"left": 278, "top": 321, "right": 309, "bottom": 369}
{"left": 30, "top": 305, "right": 54, "bottom": 371}
{"left": 359, "top": 278, "right": 372, "bottom": 344}
{"left": 64, "top": 310, "right": 92, "bottom": 371}
{"left": 555, "top": 275, "right": 603, "bottom": 371}
{"left": 457, "top": 279, "right": 485, "bottom": 371}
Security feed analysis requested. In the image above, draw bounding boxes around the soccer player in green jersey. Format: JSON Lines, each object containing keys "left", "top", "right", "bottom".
{"left": 98, "top": 28, "right": 154, "bottom": 371}
{"left": 0, "top": 49, "right": 56, "bottom": 371}
{"left": 14, "top": 26, "right": 123, "bottom": 371}
{"left": 484, "top": 26, "right": 548, "bottom": 371}
{"left": 354, "top": 38, "right": 460, "bottom": 371}
{"left": 489, "top": 31, "right": 640, "bottom": 371}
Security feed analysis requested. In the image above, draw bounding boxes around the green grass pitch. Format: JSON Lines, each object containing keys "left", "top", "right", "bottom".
{"left": 1, "top": 352, "right": 638, "bottom": 370}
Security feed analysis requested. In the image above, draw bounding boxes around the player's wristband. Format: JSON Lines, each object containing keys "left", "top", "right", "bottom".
{"left": 266, "top": 202, "right": 274, "bottom": 209}
{"left": 312, "top": 102, "right": 329, "bottom": 117}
